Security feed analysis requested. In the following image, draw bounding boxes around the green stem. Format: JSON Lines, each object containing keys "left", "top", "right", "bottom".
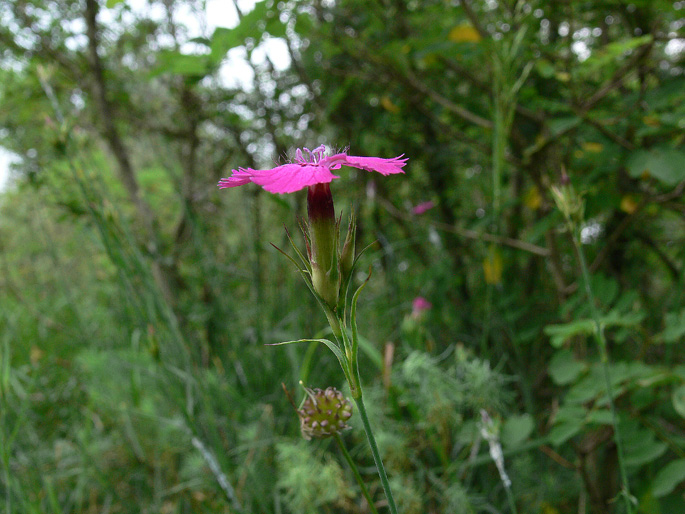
{"left": 353, "top": 395, "right": 398, "bottom": 514}
{"left": 504, "top": 483, "right": 518, "bottom": 514}
{"left": 354, "top": 395, "right": 397, "bottom": 514}
{"left": 574, "top": 236, "right": 635, "bottom": 514}
{"left": 492, "top": 79, "right": 506, "bottom": 220}
{"left": 334, "top": 433, "right": 380, "bottom": 514}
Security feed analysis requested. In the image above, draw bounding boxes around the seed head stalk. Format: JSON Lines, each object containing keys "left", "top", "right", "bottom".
{"left": 333, "top": 433, "right": 380, "bottom": 514}
{"left": 552, "top": 181, "right": 635, "bottom": 513}
{"left": 336, "top": 284, "right": 398, "bottom": 513}
{"left": 573, "top": 235, "right": 635, "bottom": 514}
{"left": 353, "top": 393, "right": 398, "bottom": 514}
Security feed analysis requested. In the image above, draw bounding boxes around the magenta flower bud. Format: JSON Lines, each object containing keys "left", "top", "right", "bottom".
{"left": 411, "top": 201, "right": 435, "bottom": 215}
{"left": 412, "top": 296, "right": 432, "bottom": 316}
{"left": 307, "top": 182, "right": 339, "bottom": 308}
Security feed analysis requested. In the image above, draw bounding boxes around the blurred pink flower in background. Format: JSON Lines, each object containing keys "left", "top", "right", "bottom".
{"left": 411, "top": 201, "right": 435, "bottom": 215}
{"left": 412, "top": 296, "right": 432, "bottom": 318}
{"left": 218, "top": 145, "right": 407, "bottom": 194}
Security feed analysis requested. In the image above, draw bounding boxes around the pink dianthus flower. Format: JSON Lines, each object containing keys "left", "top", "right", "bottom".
{"left": 412, "top": 297, "right": 432, "bottom": 317}
{"left": 411, "top": 201, "right": 435, "bottom": 215}
{"left": 218, "top": 145, "right": 407, "bottom": 194}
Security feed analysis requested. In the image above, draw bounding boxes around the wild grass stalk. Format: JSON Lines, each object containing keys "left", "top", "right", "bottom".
{"left": 573, "top": 234, "right": 635, "bottom": 513}
{"left": 552, "top": 183, "right": 635, "bottom": 514}
{"left": 333, "top": 433, "right": 380, "bottom": 514}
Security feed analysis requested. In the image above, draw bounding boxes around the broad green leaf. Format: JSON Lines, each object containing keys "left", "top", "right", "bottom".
{"left": 264, "top": 13, "right": 287, "bottom": 39}
{"left": 566, "top": 369, "right": 608, "bottom": 404}
{"left": 662, "top": 309, "right": 685, "bottom": 344}
{"left": 545, "top": 310, "right": 644, "bottom": 348}
{"left": 607, "top": 360, "right": 660, "bottom": 386}
{"left": 209, "top": 1, "right": 286, "bottom": 63}
{"left": 151, "top": 50, "right": 210, "bottom": 78}
{"left": 675, "top": 366, "right": 685, "bottom": 381}
{"left": 622, "top": 420, "right": 667, "bottom": 468}
{"left": 535, "top": 59, "right": 555, "bottom": 79}
{"left": 106, "top": 0, "right": 125, "bottom": 7}
{"left": 294, "top": 12, "right": 314, "bottom": 37}
{"left": 627, "top": 147, "right": 685, "bottom": 186}
{"left": 501, "top": 414, "right": 534, "bottom": 449}
{"left": 549, "top": 349, "right": 587, "bottom": 385}
{"left": 548, "top": 117, "right": 581, "bottom": 137}
{"left": 548, "top": 405, "right": 585, "bottom": 446}
{"left": 566, "top": 361, "right": 657, "bottom": 405}
{"left": 652, "top": 459, "right": 685, "bottom": 497}
{"left": 548, "top": 419, "right": 583, "bottom": 446}
{"left": 625, "top": 440, "right": 667, "bottom": 468}
{"left": 672, "top": 385, "right": 685, "bottom": 419}
{"left": 209, "top": 27, "right": 243, "bottom": 62}
{"left": 544, "top": 319, "right": 594, "bottom": 348}
{"left": 590, "top": 273, "right": 619, "bottom": 307}
{"left": 579, "top": 35, "right": 652, "bottom": 75}
{"left": 586, "top": 409, "right": 613, "bottom": 425}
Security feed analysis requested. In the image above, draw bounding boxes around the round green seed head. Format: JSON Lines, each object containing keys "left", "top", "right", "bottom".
{"left": 298, "top": 387, "right": 353, "bottom": 440}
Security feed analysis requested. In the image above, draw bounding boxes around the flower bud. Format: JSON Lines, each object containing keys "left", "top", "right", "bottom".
{"left": 339, "top": 215, "right": 356, "bottom": 286}
{"left": 550, "top": 172, "right": 584, "bottom": 230}
{"left": 307, "top": 183, "right": 340, "bottom": 308}
{"left": 298, "top": 387, "right": 353, "bottom": 440}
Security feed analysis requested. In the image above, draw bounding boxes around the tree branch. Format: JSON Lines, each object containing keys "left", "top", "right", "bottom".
{"left": 83, "top": 0, "right": 153, "bottom": 234}
{"left": 377, "top": 197, "right": 550, "bottom": 256}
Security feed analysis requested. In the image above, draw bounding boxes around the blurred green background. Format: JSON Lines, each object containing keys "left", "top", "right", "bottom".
{"left": 1, "top": 0, "right": 684, "bottom": 512}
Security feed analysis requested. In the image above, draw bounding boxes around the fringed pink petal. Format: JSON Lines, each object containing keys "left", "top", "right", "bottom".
{"left": 218, "top": 168, "right": 254, "bottom": 188}
{"left": 218, "top": 147, "right": 406, "bottom": 194}
{"left": 250, "top": 163, "right": 339, "bottom": 194}
{"left": 324, "top": 154, "right": 408, "bottom": 176}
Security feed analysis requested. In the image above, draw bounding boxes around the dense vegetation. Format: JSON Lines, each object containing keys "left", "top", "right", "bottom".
{"left": 1, "top": 0, "right": 684, "bottom": 513}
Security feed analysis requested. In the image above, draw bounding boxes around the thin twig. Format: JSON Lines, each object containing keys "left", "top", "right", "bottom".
{"left": 401, "top": 67, "right": 492, "bottom": 129}
{"left": 377, "top": 197, "right": 550, "bottom": 256}
{"left": 191, "top": 436, "right": 243, "bottom": 512}
{"left": 580, "top": 41, "right": 653, "bottom": 112}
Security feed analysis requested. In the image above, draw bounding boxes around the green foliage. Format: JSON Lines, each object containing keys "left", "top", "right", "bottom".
{"left": 653, "top": 460, "right": 685, "bottom": 498}
{"left": 276, "top": 441, "right": 354, "bottom": 514}
{"left": 1, "top": 0, "right": 685, "bottom": 512}
{"left": 627, "top": 147, "right": 685, "bottom": 186}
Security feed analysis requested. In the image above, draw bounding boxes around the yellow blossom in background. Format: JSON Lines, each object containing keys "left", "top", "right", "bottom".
{"left": 448, "top": 23, "right": 481, "bottom": 43}
{"left": 582, "top": 142, "right": 604, "bottom": 153}
{"left": 643, "top": 115, "right": 660, "bottom": 127}
{"left": 523, "top": 185, "right": 542, "bottom": 210}
{"left": 620, "top": 195, "right": 639, "bottom": 214}
{"left": 381, "top": 96, "right": 400, "bottom": 113}
{"left": 30, "top": 346, "right": 44, "bottom": 365}
{"left": 421, "top": 54, "right": 438, "bottom": 67}
{"left": 483, "top": 246, "right": 503, "bottom": 285}
{"left": 540, "top": 502, "right": 561, "bottom": 514}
